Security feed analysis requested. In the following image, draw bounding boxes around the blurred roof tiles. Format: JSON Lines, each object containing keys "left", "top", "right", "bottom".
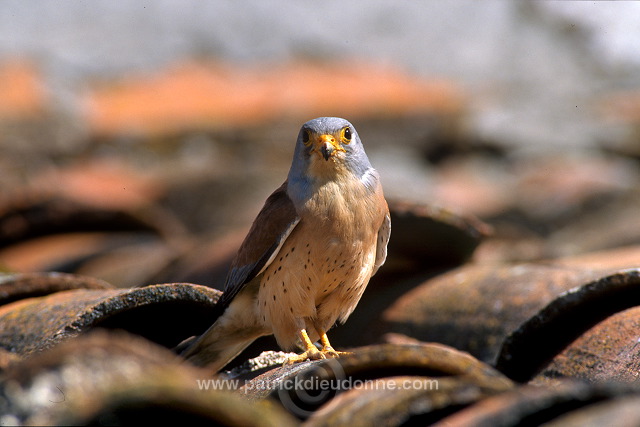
{"left": 84, "top": 60, "right": 464, "bottom": 136}
{"left": 0, "top": 60, "right": 47, "bottom": 120}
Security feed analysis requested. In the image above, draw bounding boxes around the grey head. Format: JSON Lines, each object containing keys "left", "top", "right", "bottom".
{"left": 287, "top": 117, "right": 374, "bottom": 184}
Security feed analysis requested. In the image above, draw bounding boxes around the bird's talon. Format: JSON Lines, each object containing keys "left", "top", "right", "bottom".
{"left": 321, "top": 346, "right": 339, "bottom": 358}
{"left": 284, "top": 348, "right": 351, "bottom": 365}
{"left": 285, "top": 348, "right": 326, "bottom": 365}
{"left": 322, "top": 347, "right": 352, "bottom": 358}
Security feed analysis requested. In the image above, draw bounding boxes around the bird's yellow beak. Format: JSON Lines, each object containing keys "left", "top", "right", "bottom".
{"left": 315, "top": 134, "right": 345, "bottom": 161}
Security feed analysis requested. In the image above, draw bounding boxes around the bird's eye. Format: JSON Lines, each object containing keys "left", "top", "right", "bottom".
{"left": 302, "top": 129, "right": 312, "bottom": 146}
{"left": 340, "top": 126, "right": 352, "bottom": 144}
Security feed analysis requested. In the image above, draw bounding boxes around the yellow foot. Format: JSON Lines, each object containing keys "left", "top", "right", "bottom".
{"left": 284, "top": 329, "right": 352, "bottom": 365}
{"left": 319, "top": 330, "right": 352, "bottom": 358}
{"left": 285, "top": 346, "right": 325, "bottom": 365}
{"left": 319, "top": 345, "right": 352, "bottom": 359}
{"left": 285, "top": 347, "right": 352, "bottom": 365}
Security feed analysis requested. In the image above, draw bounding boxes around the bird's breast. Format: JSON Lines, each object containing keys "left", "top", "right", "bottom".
{"left": 257, "top": 175, "right": 386, "bottom": 335}
{"left": 302, "top": 177, "right": 382, "bottom": 234}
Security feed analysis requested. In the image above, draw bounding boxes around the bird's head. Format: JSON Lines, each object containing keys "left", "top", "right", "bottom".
{"left": 289, "top": 117, "right": 373, "bottom": 183}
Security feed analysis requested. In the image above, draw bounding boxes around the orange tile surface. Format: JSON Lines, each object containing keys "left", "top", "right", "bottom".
{"left": 85, "top": 61, "right": 464, "bottom": 136}
{"left": 0, "top": 60, "right": 47, "bottom": 119}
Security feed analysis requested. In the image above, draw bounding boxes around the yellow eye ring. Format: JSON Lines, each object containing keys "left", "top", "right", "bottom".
{"left": 302, "top": 129, "right": 312, "bottom": 146}
{"left": 340, "top": 126, "right": 352, "bottom": 144}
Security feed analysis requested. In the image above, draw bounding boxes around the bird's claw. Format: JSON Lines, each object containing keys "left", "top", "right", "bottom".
{"left": 320, "top": 346, "right": 352, "bottom": 359}
{"left": 284, "top": 346, "right": 351, "bottom": 365}
{"left": 285, "top": 347, "right": 324, "bottom": 365}
{"left": 285, "top": 329, "right": 352, "bottom": 365}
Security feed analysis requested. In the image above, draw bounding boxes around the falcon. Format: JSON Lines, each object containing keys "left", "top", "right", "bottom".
{"left": 182, "top": 117, "right": 390, "bottom": 371}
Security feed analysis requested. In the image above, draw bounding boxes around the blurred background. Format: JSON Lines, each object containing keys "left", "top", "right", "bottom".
{"left": 2, "top": 1, "right": 640, "bottom": 288}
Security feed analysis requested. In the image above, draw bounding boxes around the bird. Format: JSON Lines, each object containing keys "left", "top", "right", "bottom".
{"left": 181, "top": 117, "right": 390, "bottom": 371}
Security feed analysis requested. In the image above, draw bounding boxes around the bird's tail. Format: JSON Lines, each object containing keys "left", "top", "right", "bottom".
{"left": 180, "top": 299, "right": 265, "bottom": 372}
{"left": 181, "top": 333, "right": 255, "bottom": 372}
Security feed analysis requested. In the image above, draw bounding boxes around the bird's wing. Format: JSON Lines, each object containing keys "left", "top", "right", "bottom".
{"left": 218, "top": 181, "right": 300, "bottom": 308}
{"left": 372, "top": 211, "right": 391, "bottom": 276}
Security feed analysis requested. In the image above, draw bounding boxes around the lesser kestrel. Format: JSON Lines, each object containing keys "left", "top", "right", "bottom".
{"left": 182, "top": 117, "right": 390, "bottom": 371}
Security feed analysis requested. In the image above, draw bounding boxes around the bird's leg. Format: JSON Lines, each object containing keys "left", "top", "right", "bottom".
{"left": 285, "top": 329, "right": 324, "bottom": 364}
{"left": 318, "top": 329, "right": 352, "bottom": 358}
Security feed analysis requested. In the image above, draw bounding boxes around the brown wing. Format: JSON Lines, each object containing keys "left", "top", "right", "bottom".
{"left": 372, "top": 211, "right": 391, "bottom": 276}
{"left": 217, "top": 181, "right": 300, "bottom": 309}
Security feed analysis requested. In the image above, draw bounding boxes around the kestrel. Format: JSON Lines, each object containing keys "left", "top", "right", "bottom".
{"left": 182, "top": 117, "right": 390, "bottom": 371}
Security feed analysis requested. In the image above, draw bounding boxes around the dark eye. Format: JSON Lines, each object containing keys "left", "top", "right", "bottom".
{"left": 341, "top": 126, "right": 352, "bottom": 143}
{"left": 302, "top": 129, "right": 311, "bottom": 146}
